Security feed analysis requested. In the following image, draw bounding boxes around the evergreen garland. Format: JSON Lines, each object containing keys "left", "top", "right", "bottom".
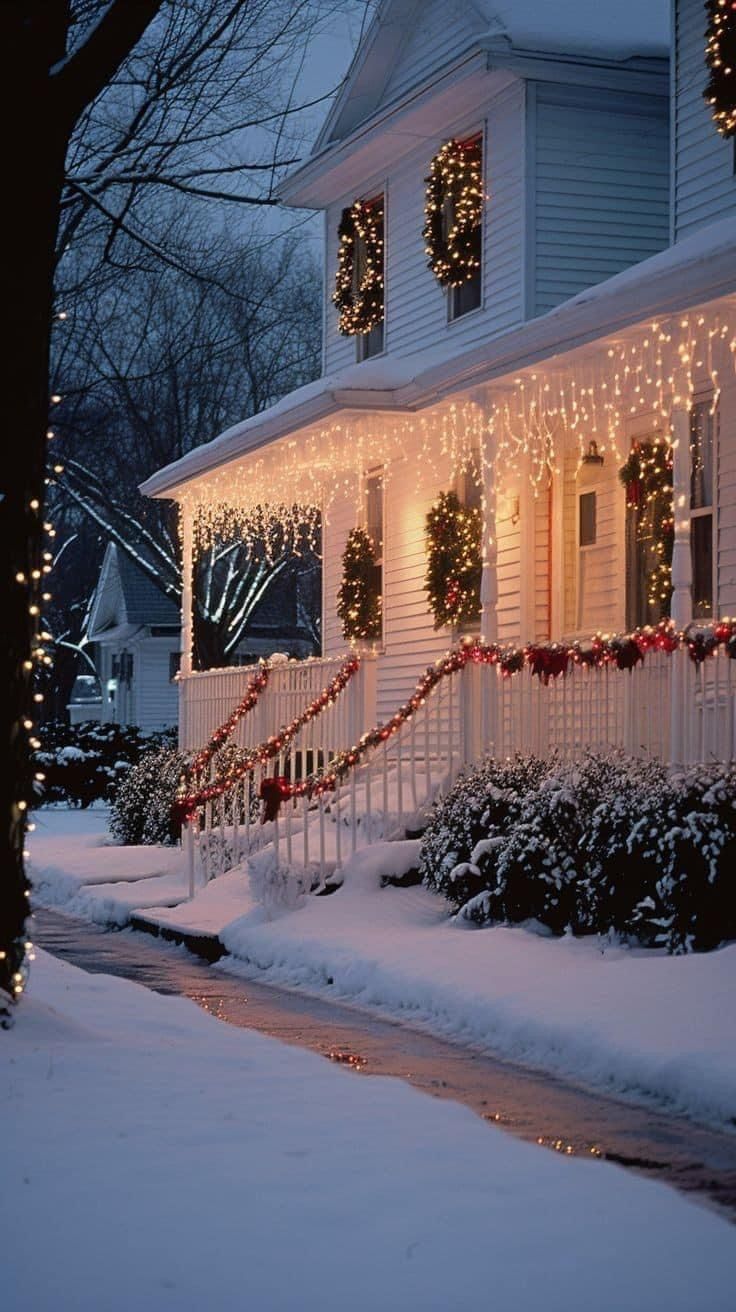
{"left": 423, "top": 138, "right": 483, "bottom": 287}
{"left": 704, "top": 0, "right": 736, "bottom": 138}
{"left": 332, "top": 198, "right": 384, "bottom": 336}
{"left": 619, "top": 439, "right": 674, "bottom": 612}
{"left": 425, "top": 490, "right": 482, "bottom": 630}
{"left": 337, "top": 527, "right": 382, "bottom": 642}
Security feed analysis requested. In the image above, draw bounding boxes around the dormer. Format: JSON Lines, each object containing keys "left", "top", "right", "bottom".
{"left": 280, "top": 0, "right": 670, "bottom": 375}
{"left": 673, "top": 0, "right": 736, "bottom": 241}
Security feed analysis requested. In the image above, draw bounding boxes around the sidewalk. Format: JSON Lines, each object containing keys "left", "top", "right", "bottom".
{"left": 30, "top": 808, "right": 736, "bottom": 1129}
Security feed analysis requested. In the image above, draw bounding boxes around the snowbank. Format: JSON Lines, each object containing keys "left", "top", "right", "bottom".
{"left": 2, "top": 949, "right": 733, "bottom": 1312}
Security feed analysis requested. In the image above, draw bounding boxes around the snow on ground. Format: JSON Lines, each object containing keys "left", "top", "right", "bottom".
{"left": 2, "top": 949, "right": 733, "bottom": 1312}
{"left": 29, "top": 810, "right": 736, "bottom": 1129}
{"left": 30, "top": 806, "right": 187, "bottom": 925}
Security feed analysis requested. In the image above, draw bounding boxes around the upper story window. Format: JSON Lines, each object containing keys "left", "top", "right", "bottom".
{"left": 423, "top": 134, "right": 483, "bottom": 322}
{"left": 332, "top": 195, "right": 384, "bottom": 357}
{"left": 690, "top": 399, "right": 716, "bottom": 620}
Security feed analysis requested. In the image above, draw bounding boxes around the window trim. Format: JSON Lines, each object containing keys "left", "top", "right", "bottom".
{"left": 689, "top": 395, "right": 718, "bottom": 621}
{"left": 363, "top": 464, "right": 386, "bottom": 649}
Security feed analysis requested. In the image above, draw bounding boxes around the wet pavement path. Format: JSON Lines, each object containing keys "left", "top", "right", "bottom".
{"left": 35, "top": 906, "right": 736, "bottom": 1222}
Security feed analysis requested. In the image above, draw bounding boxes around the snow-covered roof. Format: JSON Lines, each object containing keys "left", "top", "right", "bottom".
{"left": 141, "top": 217, "right": 736, "bottom": 502}
{"left": 478, "top": 0, "right": 668, "bottom": 60}
{"left": 88, "top": 543, "right": 179, "bottom": 638}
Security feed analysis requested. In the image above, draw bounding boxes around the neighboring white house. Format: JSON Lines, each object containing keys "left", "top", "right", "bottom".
{"left": 141, "top": 0, "right": 736, "bottom": 789}
{"left": 87, "top": 544, "right": 180, "bottom": 733}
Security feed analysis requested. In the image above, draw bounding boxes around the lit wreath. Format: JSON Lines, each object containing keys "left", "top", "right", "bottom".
{"left": 423, "top": 138, "right": 483, "bottom": 288}
{"left": 332, "top": 198, "right": 384, "bottom": 336}
{"left": 704, "top": 0, "right": 736, "bottom": 138}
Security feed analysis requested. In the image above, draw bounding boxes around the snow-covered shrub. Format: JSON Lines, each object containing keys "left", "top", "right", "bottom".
{"left": 577, "top": 755, "right": 671, "bottom": 936}
{"left": 110, "top": 747, "right": 190, "bottom": 846}
{"left": 422, "top": 751, "right": 736, "bottom": 953}
{"left": 632, "top": 764, "right": 736, "bottom": 953}
{"left": 419, "top": 755, "right": 551, "bottom": 908}
{"left": 35, "top": 720, "right": 176, "bottom": 807}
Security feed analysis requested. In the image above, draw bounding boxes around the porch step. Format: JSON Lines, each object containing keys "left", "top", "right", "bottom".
{"left": 129, "top": 913, "right": 225, "bottom": 962}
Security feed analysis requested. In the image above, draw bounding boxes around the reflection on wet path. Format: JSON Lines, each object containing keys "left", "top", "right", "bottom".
{"left": 35, "top": 906, "right": 736, "bottom": 1222}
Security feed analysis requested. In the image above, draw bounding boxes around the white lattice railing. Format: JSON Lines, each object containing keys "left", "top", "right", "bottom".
{"left": 179, "top": 653, "right": 375, "bottom": 762}
{"left": 180, "top": 630, "right": 736, "bottom": 895}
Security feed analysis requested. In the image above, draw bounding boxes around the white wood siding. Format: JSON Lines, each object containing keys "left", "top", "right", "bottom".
{"left": 323, "top": 80, "right": 526, "bottom": 375}
{"left": 531, "top": 83, "right": 670, "bottom": 316}
{"left": 674, "top": 0, "right": 736, "bottom": 241}
{"left": 322, "top": 481, "right": 360, "bottom": 658}
{"left": 379, "top": 0, "right": 484, "bottom": 106}
{"left": 135, "top": 638, "right": 179, "bottom": 732}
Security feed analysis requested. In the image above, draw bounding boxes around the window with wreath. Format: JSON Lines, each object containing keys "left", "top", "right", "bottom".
{"left": 690, "top": 399, "right": 716, "bottom": 620}
{"left": 423, "top": 134, "right": 483, "bottom": 322}
{"left": 332, "top": 194, "right": 384, "bottom": 360}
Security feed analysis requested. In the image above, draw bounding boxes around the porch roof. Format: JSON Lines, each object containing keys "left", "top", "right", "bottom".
{"left": 141, "top": 216, "right": 736, "bottom": 502}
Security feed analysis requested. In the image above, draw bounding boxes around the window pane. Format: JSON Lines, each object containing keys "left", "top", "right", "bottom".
{"left": 690, "top": 402, "right": 714, "bottom": 510}
{"left": 691, "top": 513, "right": 714, "bottom": 619}
{"left": 579, "top": 492, "right": 597, "bottom": 547}
{"left": 358, "top": 321, "right": 384, "bottom": 360}
{"left": 450, "top": 269, "right": 481, "bottom": 320}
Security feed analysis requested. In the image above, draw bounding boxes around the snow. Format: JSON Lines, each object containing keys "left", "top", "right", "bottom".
{"left": 486, "top": 0, "right": 668, "bottom": 60}
{"left": 3, "top": 948, "right": 734, "bottom": 1312}
{"left": 30, "top": 811, "right": 736, "bottom": 1132}
{"left": 29, "top": 806, "right": 187, "bottom": 925}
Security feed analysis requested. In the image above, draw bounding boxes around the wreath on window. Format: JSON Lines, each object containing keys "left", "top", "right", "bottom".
{"left": 337, "top": 527, "right": 382, "bottom": 642}
{"left": 332, "top": 198, "right": 384, "bottom": 336}
{"left": 704, "top": 0, "right": 736, "bottom": 138}
{"left": 425, "top": 490, "right": 482, "bottom": 629}
{"left": 619, "top": 439, "right": 674, "bottom": 610}
{"left": 423, "top": 138, "right": 483, "bottom": 288}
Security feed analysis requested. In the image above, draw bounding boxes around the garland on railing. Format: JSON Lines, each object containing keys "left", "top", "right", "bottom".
{"left": 259, "top": 619, "right": 736, "bottom": 815}
{"left": 174, "top": 654, "right": 361, "bottom": 823}
{"left": 178, "top": 620, "right": 736, "bottom": 828}
{"left": 188, "top": 663, "right": 270, "bottom": 781}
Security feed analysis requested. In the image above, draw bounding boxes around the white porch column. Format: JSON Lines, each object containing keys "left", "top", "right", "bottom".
{"left": 178, "top": 505, "right": 194, "bottom": 750}
{"left": 670, "top": 408, "right": 693, "bottom": 629}
{"left": 670, "top": 408, "right": 692, "bottom": 769}
{"left": 480, "top": 424, "right": 498, "bottom": 643}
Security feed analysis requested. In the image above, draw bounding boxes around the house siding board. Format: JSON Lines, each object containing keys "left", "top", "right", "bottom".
{"left": 323, "top": 484, "right": 359, "bottom": 657}
{"left": 674, "top": 0, "right": 736, "bottom": 239}
{"left": 136, "top": 638, "right": 179, "bottom": 733}
{"left": 323, "top": 80, "right": 525, "bottom": 375}
{"left": 532, "top": 83, "right": 670, "bottom": 316}
{"left": 378, "top": 0, "right": 483, "bottom": 107}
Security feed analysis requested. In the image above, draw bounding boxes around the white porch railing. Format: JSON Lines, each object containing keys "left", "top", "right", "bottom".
{"left": 179, "top": 653, "right": 376, "bottom": 761}
{"left": 180, "top": 632, "right": 736, "bottom": 894}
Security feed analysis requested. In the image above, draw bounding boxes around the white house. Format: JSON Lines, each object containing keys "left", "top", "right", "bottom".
{"left": 87, "top": 544, "right": 180, "bottom": 733}
{"left": 141, "top": 0, "right": 736, "bottom": 878}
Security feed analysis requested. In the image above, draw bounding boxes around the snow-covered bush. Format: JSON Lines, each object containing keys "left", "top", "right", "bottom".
{"left": 109, "top": 743, "right": 260, "bottom": 847}
{"left": 631, "top": 764, "right": 736, "bottom": 953}
{"left": 422, "top": 752, "right": 736, "bottom": 952}
{"left": 35, "top": 720, "right": 176, "bottom": 808}
{"left": 419, "top": 755, "right": 551, "bottom": 909}
{"left": 109, "top": 747, "right": 189, "bottom": 846}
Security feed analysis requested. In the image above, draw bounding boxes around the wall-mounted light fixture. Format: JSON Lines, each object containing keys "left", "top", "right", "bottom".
{"left": 582, "top": 440, "right": 604, "bottom": 466}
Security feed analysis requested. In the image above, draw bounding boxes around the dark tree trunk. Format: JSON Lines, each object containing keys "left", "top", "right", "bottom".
{"left": 0, "top": 4, "right": 69, "bottom": 1013}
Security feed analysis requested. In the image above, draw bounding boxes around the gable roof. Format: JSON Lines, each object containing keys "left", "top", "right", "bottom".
{"left": 87, "top": 543, "right": 179, "bottom": 639}
{"left": 312, "top": 0, "right": 669, "bottom": 152}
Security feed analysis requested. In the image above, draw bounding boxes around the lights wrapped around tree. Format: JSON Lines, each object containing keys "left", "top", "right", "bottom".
{"left": 423, "top": 137, "right": 483, "bottom": 287}
{"left": 337, "top": 527, "right": 382, "bottom": 643}
{"left": 332, "top": 198, "right": 384, "bottom": 336}
{"left": 704, "top": 0, "right": 736, "bottom": 138}
{"left": 619, "top": 439, "right": 674, "bottom": 613}
{"left": 425, "top": 490, "right": 482, "bottom": 629}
